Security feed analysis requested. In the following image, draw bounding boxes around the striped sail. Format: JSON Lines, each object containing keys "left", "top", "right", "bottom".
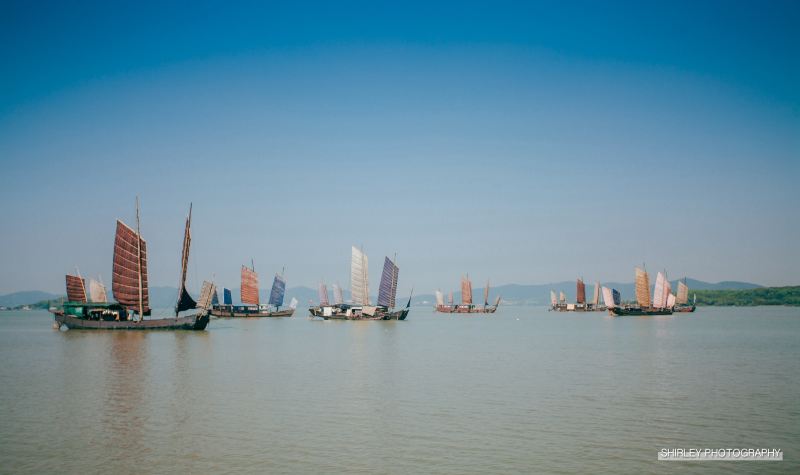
{"left": 559, "top": 291, "right": 566, "bottom": 303}
{"left": 332, "top": 283, "right": 344, "bottom": 305}
{"left": 576, "top": 279, "right": 586, "bottom": 304}
{"left": 350, "top": 246, "right": 369, "bottom": 305}
{"left": 601, "top": 287, "right": 615, "bottom": 308}
{"left": 435, "top": 290, "right": 444, "bottom": 306}
{"left": 634, "top": 267, "right": 650, "bottom": 308}
{"left": 652, "top": 272, "right": 667, "bottom": 309}
{"left": 592, "top": 282, "right": 600, "bottom": 306}
{"left": 377, "top": 256, "right": 400, "bottom": 308}
{"left": 175, "top": 206, "right": 196, "bottom": 316}
{"left": 223, "top": 288, "right": 232, "bottom": 305}
{"left": 66, "top": 274, "right": 87, "bottom": 303}
{"left": 677, "top": 280, "right": 689, "bottom": 305}
{"left": 483, "top": 279, "right": 490, "bottom": 306}
{"left": 196, "top": 281, "right": 217, "bottom": 310}
{"left": 89, "top": 279, "right": 107, "bottom": 303}
{"left": 240, "top": 265, "right": 259, "bottom": 305}
{"left": 550, "top": 290, "right": 557, "bottom": 306}
{"left": 112, "top": 220, "right": 150, "bottom": 314}
{"left": 318, "top": 283, "right": 329, "bottom": 306}
{"left": 667, "top": 293, "right": 676, "bottom": 308}
{"left": 461, "top": 276, "right": 473, "bottom": 305}
{"left": 269, "top": 274, "right": 286, "bottom": 307}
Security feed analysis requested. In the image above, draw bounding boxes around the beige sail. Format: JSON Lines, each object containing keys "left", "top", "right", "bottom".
{"left": 677, "top": 280, "right": 689, "bottom": 305}
{"left": 196, "top": 281, "right": 217, "bottom": 310}
{"left": 667, "top": 293, "right": 676, "bottom": 308}
{"left": 241, "top": 265, "right": 259, "bottom": 305}
{"left": 435, "top": 290, "right": 444, "bottom": 306}
{"left": 89, "top": 278, "right": 107, "bottom": 303}
{"left": 635, "top": 267, "right": 650, "bottom": 308}
{"left": 461, "top": 275, "right": 473, "bottom": 305}
{"left": 559, "top": 291, "right": 566, "bottom": 303}
{"left": 350, "top": 246, "right": 369, "bottom": 305}
{"left": 592, "top": 282, "right": 600, "bottom": 306}
{"left": 652, "top": 272, "right": 669, "bottom": 309}
{"left": 550, "top": 290, "right": 557, "bottom": 306}
{"left": 483, "top": 279, "right": 490, "bottom": 306}
{"left": 112, "top": 220, "right": 150, "bottom": 314}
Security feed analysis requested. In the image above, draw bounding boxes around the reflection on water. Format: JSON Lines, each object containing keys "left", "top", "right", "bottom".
{"left": 0, "top": 307, "right": 798, "bottom": 474}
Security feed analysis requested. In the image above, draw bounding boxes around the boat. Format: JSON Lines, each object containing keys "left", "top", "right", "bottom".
{"left": 553, "top": 279, "right": 607, "bottom": 312}
{"left": 309, "top": 247, "right": 410, "bottom": 320}
{"left": 52, "top": 201, "right": 213, "bottom": 330}
{"left": 210, "top": 265, "right": 297, "bottom": 317}
{"left": 673, "top": 278, "right": 697, "bottom": 312}
{"left": 609, "top": 267, "right": 673, "bottom": 316}
{"left": 434, "top": 275, "right": 500, "bottom": 313}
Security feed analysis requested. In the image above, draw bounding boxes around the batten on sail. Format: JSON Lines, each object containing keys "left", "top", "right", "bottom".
{"left": 112, "top": 220, "right": 150, "bottom": 314}
{"left": 240, "top": 265, "right": 259, "bottom": 305}
{"left": 332, "top": 283, "right": 344, "bottom": 305}
{"left": 269, "top": 274, "right": 286, "bottom": 308}
{"left": 634, "top": 267, "right": 650, "bottom": 308}
{"left": 461, "top": 276, "right": 473, "bottom": 305}
{"left": 377, "top": 256, "right": 399, "bottom": 308}
{"left": 576, "top": 279, "right": 586, "bottom": 304}
{"left": 89, "top": 278, "right": 107, "bottom": 303}
{"left": 66, "top": 274, "right": 87, "bottom": 303}
{"left": 677, "top": 280, "right": 689, "bottom": 305}
{"left": 350, "top": 246, "right": 369, "bottom": 305}
{"left": 319, "top": 283, "right": 329, "bottom": 306}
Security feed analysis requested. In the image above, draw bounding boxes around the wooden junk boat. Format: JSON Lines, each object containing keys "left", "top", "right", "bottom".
{"left": 608, "top": 267, "right": 674, "bottom": 316}
{"left": 52, "top": 201, "right": 214, "bottom": 330}
{"left": 434, "top": 275, "right": 500, "bottom": 313}
{"left": 550, "top": 279, "right": 606, "bottom": 312}
{"left": 210, "top": 264, "right": 297, "bottom": 318}
{"left": 309, "top": 246, "right": 410, "bottom": 320}
{"left": 673, "top": 278, "right": 697, "bottom": 312}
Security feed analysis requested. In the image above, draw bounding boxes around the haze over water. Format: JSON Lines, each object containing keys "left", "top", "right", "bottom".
{"left": 1, "top": 307, "right": 797, "bottom": 474}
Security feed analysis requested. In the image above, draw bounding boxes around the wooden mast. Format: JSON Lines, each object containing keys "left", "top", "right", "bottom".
{"left": 136, "top": 197, "right": 144, "bottom": 322}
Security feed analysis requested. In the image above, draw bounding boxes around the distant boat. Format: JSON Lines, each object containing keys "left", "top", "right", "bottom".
{"left": 434, "top": 275, "right": 499, "bottom": 313}
{"left": 553, "top": 279, "right": 607, "bottom": 312}
{"left": 210, "top": 264, "right": 296, "bottom": 317}
{"left": 673, "top": 278, "right": 697, "bottom": 313}
{"left": 309, "top": 247, "right": 410, "bottom": 320}
{"left": 52, "top": 201, "right": 213, "bottom": 330}
{"left": 610, "top": 266, "right": 673, "bottom": 316}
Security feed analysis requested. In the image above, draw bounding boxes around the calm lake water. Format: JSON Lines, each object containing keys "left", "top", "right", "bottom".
{"left": 0, "top": 306, "right": 798, "bottom": 474}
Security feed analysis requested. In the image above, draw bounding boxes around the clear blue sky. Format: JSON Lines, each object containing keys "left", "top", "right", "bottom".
{"left": 1, "top": 0, "right": 798, "bottom": 295}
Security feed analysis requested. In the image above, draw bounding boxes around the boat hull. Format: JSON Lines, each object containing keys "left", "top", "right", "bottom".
{"left": 309, "top": 306, "right": 408, "bottom": 320}
{"left": 610, "top": 307, "right": 673, "bottom": 316}
{"left": 53, "top": 311, "right": 209, "bottom": 330}
{"left": 435, "top": 305, "right": 498, "bottom": 314}
{"left": 209, "top": 306, "right": 295, "bottom": 318}
{"left": 673, "top": 305, "right": 696, "bottom": 313}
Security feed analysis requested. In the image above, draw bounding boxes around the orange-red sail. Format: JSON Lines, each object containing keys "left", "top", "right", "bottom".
{"left": 112, "top": 220, "right": 150, "bottom": 314}
{"left": 65, "top": 274, "right": 87, "bottom": 303}
{"left": 241, "top": 265, "right": 259, "bottom": 305}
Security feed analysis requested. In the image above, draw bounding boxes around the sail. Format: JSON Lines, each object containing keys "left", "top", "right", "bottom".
{"left": 483, "top": 279, "right": 490, "bottom": 306}
{"left": 66, "top": 274, "right": 87, "bottom": 303}
{"left": 634, "top": 267, "right": 650, "bottom": 308}
{"left": 211, "top": 289, "right": 219, "bottom": 305}
{"left": 652, "top": 272, "right": 667, "bottom": 309}
{"left": 112, "top": 220, "right": 150, "bottom": 314}
{"left": 223, "top": 288, "right": 232, "bottom": 305}
{"left": 89, "top": 278, "right": 107, "bottom": 303}
{"left": 550, "top": 290, "right": 557, "bottom": 306}
{"left": 289, "top": 297, "right": 298, "bottom": 309}
{"left": 332, "top": 283, "right": 344, "bottom": 305}
{"left": 667, "top": 293, "right": 676, "bottom": 308}
{"left": 613, "top": 289, "right": 621, "bottom": 306}
{"left": 601, "top": 287, "right": 615, "bottom": 308}
{"left": 269, "top": 274, "right": 286, "bottom": 307}
{"left": 576, "top": 279, "right": 586, "bottom": 304}
{"left": 377, "top": 256, "right": 399, "bottom": 308}
{"left": 350, "top": 246, "right": 369, "bottom": 305}
{"left": 318, "top": 283, "right": 329, "bottom": 306}
{"left": 240, "top": 265, "right": 259, "bottom": 305}
{"left": 677, "top": 280, "right": 689, "bottom": 305}
{"left": 461, "top": 276, "right": 473, "bottom": 305}
{"left": 592, "top": 282, "right": 600, "bottom": 306}
{"left": 196, "top": 281, "right": 217, "bottom": 310}
{"left": 435, "top": 290, "right": 444, "bottom": 306}
{"left": 559, "top": 291, "right": 566, "bottom": 303}
{"left": 664, "top": 279, "right": 672, "bottom": 307}
{"left": 175, "top": 205, "right": 196, "bottom": 316}
{"left": 448, "top": 292, "right": 453, "bottom": 305}
{"left": 494, "top": 295, "right": 501, "bottom": 306}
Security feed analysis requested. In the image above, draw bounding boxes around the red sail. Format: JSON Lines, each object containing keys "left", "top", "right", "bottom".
{"left": 576, "top": 279, "right": 586, "bottom": 304}
{"left": 241, "top": 265, "right": 259, "bottom": 305}
{"left": 461, "top": 276, "right": 473, "bottom": 305}
{"left": 112, "top": 220, "right": 150, "bottom": 313}
{"left": 65, "top": 274, "right": 87, "bottom": 303}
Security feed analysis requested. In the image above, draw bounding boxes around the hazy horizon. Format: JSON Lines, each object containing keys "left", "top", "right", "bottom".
{"left": 1, "top": 1, "right": 798, "bottom": 294}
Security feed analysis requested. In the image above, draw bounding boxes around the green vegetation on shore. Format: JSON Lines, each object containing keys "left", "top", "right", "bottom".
{"left": 694, "top": 286, "right": 800, "bottom": 306}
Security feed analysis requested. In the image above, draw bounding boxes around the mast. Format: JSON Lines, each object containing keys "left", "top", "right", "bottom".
{"left": 175, "top": 203, "right": 196, "bottom": 316}
{"left": 136, "top": 197, "right": 143, "bottom": 321}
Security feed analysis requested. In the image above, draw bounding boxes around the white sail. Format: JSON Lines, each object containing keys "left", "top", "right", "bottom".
{"left": 289, "top": 297, "right": 298, "bottom": 310}
{"left": 652, "top": 272, "right": 667, "bottom": 309}
{"left": 667, "top": 293, "right": 676, "bottom": 308}
{"left": 435, "top": 290, "right": 444, "bottom": 306}
{"left": 550, "top": 290, "right": 557, "bottom": 306}
{"left": 332, "top": 283, "right": 344, "bottom": 305}
{"left": 677, "top": 280, "right": 689, "bottom": 305}
{"left": 350, "top": 246, "right": 369, "bottom": 305}
{"left": 89, "top": 278, "right": 107, "bottom": 303}
{"left": 559, "top": 291, "right": 566, "bottom": 303}
{"left": 602, "top": 287, "right": 615, "bottom": 308}
{"left": 592, "top": 282, "right": 600, "bottom": 306}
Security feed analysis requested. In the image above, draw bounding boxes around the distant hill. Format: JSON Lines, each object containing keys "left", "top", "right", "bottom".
{"left": 0, "top": 291, "right": 60, "bottom": 307}
{"left": 0, "top": 278, "right": 765, "bottom": 309}
{"left": 693, "top": 287, "right": 800, "bottom": 306}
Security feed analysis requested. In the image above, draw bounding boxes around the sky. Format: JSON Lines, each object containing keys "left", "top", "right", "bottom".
{"left": 1, "top": 0, "right": 798, "bottom": 295}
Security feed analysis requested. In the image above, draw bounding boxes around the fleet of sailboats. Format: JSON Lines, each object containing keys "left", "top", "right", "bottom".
{"left": 210, "top": 263, "right": 296, "bottom": 317}
{"left": 550, "top": 279, "right": 606, "bottom": 312}
{"left": 434, "top": 275, "right": 500, "bottom": 313}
